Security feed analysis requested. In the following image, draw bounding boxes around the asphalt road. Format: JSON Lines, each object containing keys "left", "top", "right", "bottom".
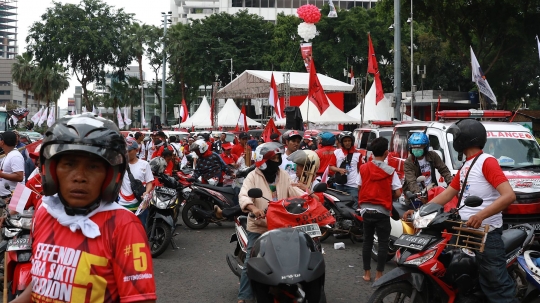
{"left": 153, "top": 220, "right": 396, "bottom": 303}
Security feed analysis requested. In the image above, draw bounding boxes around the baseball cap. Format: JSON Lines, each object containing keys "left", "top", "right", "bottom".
{"left": 287, "top": 130, "right": 302, "bottom": 140}
{"left": 127, "top": 140, "right": 139, "bottom": 151}
{"left": 239, "top": 132, "right": 249, "bottom": 139}
{"left": 222, "top": 142, "right": 233, "bottom": 150}
{"left": 303, "top": 134, "right": 312, "bottom": 140}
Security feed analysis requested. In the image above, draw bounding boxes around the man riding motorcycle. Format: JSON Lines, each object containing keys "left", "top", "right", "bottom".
{"left": 237, "top": 142, "right": 305, "bottom": 303}
{"left": 403, "top": 132, "right": 452, "bottom": 206}
{"left": 403, "top": 119, "right": 518, "bottom": 303}
{"left": 188, "top": 139, "right": 234, "bottom": 184}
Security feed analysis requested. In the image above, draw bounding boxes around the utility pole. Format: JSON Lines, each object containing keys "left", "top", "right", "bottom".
{"left": 393, "top": 0, "right": 401, "bottom": 120}
{"left": 161, "top": 12, "right": 172, "bottom": 125}
{"left": 409, "top": 0, "right": 415, "bottom": 120}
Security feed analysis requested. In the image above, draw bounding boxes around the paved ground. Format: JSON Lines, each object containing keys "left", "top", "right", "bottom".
{"left": 153, "top": 220, "right": 396, "bottom": 303}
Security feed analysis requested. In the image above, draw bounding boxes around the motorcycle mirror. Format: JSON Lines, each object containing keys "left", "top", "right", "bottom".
{"left": 462, "top": 196, "right": 483, "bottom": 208}
{"left": 313, "top": 183, "right": 327, "bottom": 193}
{"left": 248, "top": 188, "right": 263, "bottom": 199}
{"left": 416, "top": 176, "right": 426, "bottom": 183}
{"left": 405, "top": 191, "right": 416, "bottom": 200}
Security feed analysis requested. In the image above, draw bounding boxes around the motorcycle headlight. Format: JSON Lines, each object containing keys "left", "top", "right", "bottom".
{"left": 413, "top": 212, "right": 437, "bottom": 229}
{"left": 156, "top": 199, "right": 169, "bottom": 209}
{"left": 8, "top": 217, "right": 33, "bottom": 230}
{"left": 3, "top": 227, "right": 22, "bottom": 238}
{"left": 404, "top": 250, "right": 436, "bottom": 266}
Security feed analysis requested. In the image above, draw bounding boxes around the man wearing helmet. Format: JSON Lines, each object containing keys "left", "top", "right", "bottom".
{"left": 237, "top": 142, "right": 305, "bottom": 303}
{"left": 315, "top": 132, "right": 339, "bottom": 178}
{"left": 188, "top": 139, "right": 234, "bottom": 184}
{"left": 334, "top": 131, "right": 362, "bottom": 209}
{"left": 404, "top": 119, "right": 517, "bottom": 303}
{"left": 12, "top": 113, "right": 156, "bottom": 303}
{"left": 286, "top": 149, "right": 320, "bottom": 192}
{"left": 403, "top": 132, "right": 452, "bottom": 203}
{"left": 280, "top": 130, "right": 302, "bottom": 180}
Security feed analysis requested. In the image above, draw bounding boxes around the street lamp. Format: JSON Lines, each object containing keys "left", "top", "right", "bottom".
{"left": 219, "top": 58, "right": 233, "bottom": 84}
{"left": 408, "top": 1, "right": 415, "bottom": 120}
{"left": 161, "top": 11, "right": 172, "bottom": 125}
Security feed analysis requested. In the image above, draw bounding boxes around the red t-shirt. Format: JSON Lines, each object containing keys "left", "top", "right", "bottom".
{"left": 220, "top": 153, "right": 238, "bottom": 165}
{"left": 315, "top": 146, "right": 336, "bottom": 175}
{"left": 231, "top": 144, "right": 250, "bottom": 159}
{"left": 30, "top": 207, "right": 156, "bottom": 303}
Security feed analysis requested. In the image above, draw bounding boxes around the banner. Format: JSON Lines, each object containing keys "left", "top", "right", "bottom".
{"left": 300, "top": 43, "right": 313, "bottom": 72}
{"left": 470, "top": 46, "right": 497, "bottom": 104}
{"left": 46, "top": 107, "right": 55, "bottom": 127}
{"left": 117, "top": 107, "right": 125, "bottom": 129}
{"left": 308, "top": 59, "right": 330, "bottom": 114}
{"left": 38, "top": 107, "right": 48, "bottom": 127}
{"left": 31, "top": 107, "right": 44, "bottom": 124}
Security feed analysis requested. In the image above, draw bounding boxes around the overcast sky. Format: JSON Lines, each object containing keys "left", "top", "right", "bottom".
{"left": 17, "top": 0, "right": 171, "bottom": 107}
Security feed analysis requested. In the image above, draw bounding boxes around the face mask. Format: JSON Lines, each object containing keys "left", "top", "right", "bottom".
{"left": 262, "top": 157, "right": 282, "bottom": 183}
{"left": 411, "top": 148, "right": 424, "bottom": 158}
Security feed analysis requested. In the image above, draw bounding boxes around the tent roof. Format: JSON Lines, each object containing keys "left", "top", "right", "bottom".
{"left": 299, "top": 95, "right": 359, "bottom": 125}
{"left": 216, "top": 70, "right": 354, "bottom": 99}
{"left": 347, "top": 82, "right": 394, "bottom": 122}
{"left": 179, "top": 96, "right": 212, "bottom": 128}
{"left": 217, "top": 99, "right": 262, "bottom": 127}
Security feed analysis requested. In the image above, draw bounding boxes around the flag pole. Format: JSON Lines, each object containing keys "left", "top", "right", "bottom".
{"left": 360, "top": 74, "right": 369, "bottom": 126}
{"left": 306, "top": 97, "right": 310, "bottom": 130}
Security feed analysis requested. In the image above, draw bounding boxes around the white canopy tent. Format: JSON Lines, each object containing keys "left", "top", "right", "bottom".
{"left": 179, "top": 96, "right": 212, "bottom": 128}
{"left": 217, "top": 70, "right": 354, "bottom": 99}
{"left": 217, "top": 99, "right": 262, "bottom": 127}
{"left": 347, "top": 82, "right": 394, "bottom": 122}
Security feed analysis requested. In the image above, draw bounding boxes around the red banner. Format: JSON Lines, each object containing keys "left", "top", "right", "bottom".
{"left": 300, "top": 43, "right": 313, "bottom": 72}
{"left": 266, "top": 194, "right": 335, "bottom": 230}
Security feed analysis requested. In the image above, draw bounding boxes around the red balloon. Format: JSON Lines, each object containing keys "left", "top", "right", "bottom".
{"left": 297, "top": 4, "right": 321, "bottom": 24}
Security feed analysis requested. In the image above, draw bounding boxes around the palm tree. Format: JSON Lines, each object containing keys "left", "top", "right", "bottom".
{"left": 12, "top": 52, "right": 35, "bottom": 119}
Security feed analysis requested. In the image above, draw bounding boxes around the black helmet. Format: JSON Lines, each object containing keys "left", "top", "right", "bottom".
{"left": 338, "top": 131, "right": 355, "bottom": 146}
{"left": 40, "top": 113, "right": 127, "bottom": 215}
{"left": 199, "top": 131, "right": 211, "bottom": 142}
{"left": 447, "top": 119, "right": 487, "bottom": 153}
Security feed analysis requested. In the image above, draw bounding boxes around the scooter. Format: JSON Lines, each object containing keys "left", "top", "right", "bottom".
{"left": 181, "top": 165, "right": 255, "bottom": 230}
{"left": 146, "top": 173, "right": 183, "bottom": 258}
{"left": 368, "top": 197, "right": 534, "bottom": 303}
{"left": 319, "top": 188, "right": 363, "bottom": 242}
{"left": 517, "top": 250, "right": 540, "bottom": 302}
{"left": 227, "top": 183, "right": 329, "bottom": 303}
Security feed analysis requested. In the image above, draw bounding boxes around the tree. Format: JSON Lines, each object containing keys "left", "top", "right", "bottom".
{"left": 145, "top": 25, "right": 166, "bottom": 113}
{"left": 32, "top": 65, "right": 70, "bottom": 109}
{"left": 26, "top": 0, "right": 133, "bottom": 110}
{"left": 12, "top": 52, "right": 36, "bottom": 120}
{"left": 124, "top": 22, "right": 152, "bottom": 115}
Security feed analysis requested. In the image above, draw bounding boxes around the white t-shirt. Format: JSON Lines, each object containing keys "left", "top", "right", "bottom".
{"left": 138, "top": 141, "right": 146, "bottom": 160}
{"left": 0, "top": 150, "right": 25, "bottom": 196}
{"left": 118, "top": 160, "right": 154, "bottom": 210}
{"left": 146, "top": 141, "right": 156, "bottom": 161}
{"left": 417, "top": 157, "right": 432, "bottom": 187}
{"left": 334, "top": 149, "right": 362, "bottom": 187}
{"left": 280, "top": 153, "right": 297, "bottom": 180}
{"left": 170, "top": 143, "right": 182, "bottom": 157}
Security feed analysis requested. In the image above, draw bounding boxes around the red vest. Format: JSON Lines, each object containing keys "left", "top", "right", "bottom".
{"left": 359, "top": 161, "right": 393, "bottom": 211}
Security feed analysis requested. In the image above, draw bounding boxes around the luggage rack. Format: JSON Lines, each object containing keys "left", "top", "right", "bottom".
{"left": 442, "top": 220, "right": 490, "bottom": 253}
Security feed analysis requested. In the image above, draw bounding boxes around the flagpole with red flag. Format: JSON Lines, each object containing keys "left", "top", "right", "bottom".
{"left": 268, "top": 73, "right": 284, "bottom": 120}
{"left": 262, "top": 118, "right": 280, "bottom": 142}
{"left": 180, "top": 99, "right": 189, "bottom": 123}
{"left": 367, "top": 33, "right": 385, "bottom": 105}
{"left": 308, "top": 59, "right": 330, "bottom": 118}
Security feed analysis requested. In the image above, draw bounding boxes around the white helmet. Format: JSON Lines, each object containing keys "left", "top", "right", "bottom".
{"left": 255, "top": 142, "right": 285, "bottom": 170}
{"left": 190, "top": 139, "right": 209, "bottom": 154}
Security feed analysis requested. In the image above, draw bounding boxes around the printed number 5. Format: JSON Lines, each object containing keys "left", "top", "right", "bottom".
{"left": 132, "top": 243, "right": 147, "bottom": 271}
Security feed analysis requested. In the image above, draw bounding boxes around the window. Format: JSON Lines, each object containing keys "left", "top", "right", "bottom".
{"left": 292, "top": 0, "right": 301, "bottom": 8}
{"left": 276, "top": 0, "right": 288, "bottom": 8}
{"left": 428, "top": 134, "right": 445, "bottom": 163}
{"left": 261, "top": 0, "right": 269, "bottom": 7}
{"left": 339, "top": 1, "right": 348, "bottom": 9}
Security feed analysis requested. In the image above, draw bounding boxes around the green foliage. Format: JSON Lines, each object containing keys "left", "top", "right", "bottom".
{"left": 12, "top": 52, "right": 36, "bottom": 114}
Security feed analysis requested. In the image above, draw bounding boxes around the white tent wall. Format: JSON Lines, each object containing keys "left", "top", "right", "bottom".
{"left": 217, "top": 99, "right": 262, "bottom": 127}
{"left": 179, "top": 96, "right": 213, "bottom": 128}
{"left": 347, "top": 82, "right": 394, "bottom": 122}
{"left": 298, "top": 95, "right": 359, "bottom": 125}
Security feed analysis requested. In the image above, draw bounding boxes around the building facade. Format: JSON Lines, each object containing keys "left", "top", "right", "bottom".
{"left": 0, "top": 58, "right": 37, "bottom": 114}
{"left": 170, "top": 0, "right": 377, "bottom": 24}
{"left": 0, "top": 0, "right": 18, "bottom": 59}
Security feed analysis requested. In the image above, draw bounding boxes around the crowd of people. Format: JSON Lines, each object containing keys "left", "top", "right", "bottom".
{"left": 0, "top": 112, "right": 518, "bottom": 303}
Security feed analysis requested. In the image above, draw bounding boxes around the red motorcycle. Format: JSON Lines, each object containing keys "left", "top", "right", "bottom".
{"left": 368, "top": 196, "right": 534, "bottom": 303}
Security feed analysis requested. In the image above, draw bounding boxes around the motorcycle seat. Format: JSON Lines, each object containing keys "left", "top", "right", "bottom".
{"left": 197, "top": 183, "right": 236, "bottom": 195}
{"left": 501, "top": 228, "right": 527, "bottom": 254}
{"left": 325, "top": 189, "right": 352, "bottom": 202}
{"left": 238, "top": 216, "right": 248, "bottom": 230}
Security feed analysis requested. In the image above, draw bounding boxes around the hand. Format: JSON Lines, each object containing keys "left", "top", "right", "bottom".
{"left": 419, "top": 197, "right": 428, "bottom": 204}
{"left": 403, "top": 210, "right": 414, "bottom": 221}
{"left": 292, "top": 182, "right": 309, "bottom": 192}
{"left": 338, "top": 168, "right": 347, "bottom": 175}
{"left": 466, "top": 214, "right": 483, "bottom": 229}
{"left": 251, "top": 207, "right": 265, "bottom": 220}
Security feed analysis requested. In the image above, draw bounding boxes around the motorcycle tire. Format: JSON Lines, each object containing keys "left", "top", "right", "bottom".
{"left": 147, "top": 221, "right": 172, "bottom": 258}
{"left": 319, "top": 205, "right": 339, "bottom": 242}
{"left": 367, "top": 281, "right": 425, "bottom": 303}
{"left": 181, "top": 200, "right": 211, "bottom": 230}
{"left": 371, "top": 232, "right": 395, "bottom": 262}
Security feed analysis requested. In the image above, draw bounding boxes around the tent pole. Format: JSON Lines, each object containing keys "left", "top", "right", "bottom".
{"left": 306, "top": 99, "right": 310, "bottom": 130}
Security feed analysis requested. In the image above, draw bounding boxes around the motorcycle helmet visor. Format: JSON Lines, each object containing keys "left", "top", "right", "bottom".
{"left": 42, "top": 144, "right": 124, "bottom": 166}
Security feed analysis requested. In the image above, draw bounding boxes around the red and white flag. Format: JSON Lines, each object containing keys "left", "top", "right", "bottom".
{"left": 367, "top": 33, "right": 385, "bottom": 104}
{"left": 236, "top": 104, "right": 249, "bottom": 132}
{"left": 308, "top": 59, "right": 330, "bottom": 114}
{"left": 9, "top": 183, "right": 33, "bottom": 213}
{"left": 350, "top": 67, "right": 355, "bottom": 86}
{"left": 180, "top": 99, "right": 189, "bottom": 123}
{"left": 268, "top": 73, "right": 284, "bottom": 119}
{"left": 320, "top": 165, "right": 330, "bottom": 184}
{"left": 31, "top": 107, "right": 44, "bottom": 124}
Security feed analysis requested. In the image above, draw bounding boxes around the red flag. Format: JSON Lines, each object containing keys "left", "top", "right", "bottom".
{"left": 308, "top": 60, "right": 330, "bottom": 114}
{"left": 180, "top": 99, "right": 189, "bottom": 123}
{"left": 237, "top": 104, "right": 249, "bottom": 132}
{"left": 191, "top": 123, "right": 194, "bottom": 132}
{"left": 269, "top": 73, "right": 284, "bottom": 119}
{"left": 262, "top": 118, "right": 280, "bottom": 143}
{"left": 367, "top": 34, "right": 385, "bottom": 104}
{"left": 435, "top": 95, "right": 441, "bottom": 121}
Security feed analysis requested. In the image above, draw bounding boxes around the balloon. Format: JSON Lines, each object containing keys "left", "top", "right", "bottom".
{"left": 297, "top": 22, "right": 317, "bottom": 42}
{"left": 297, "top": 4, "right": 321, "bottom": 24}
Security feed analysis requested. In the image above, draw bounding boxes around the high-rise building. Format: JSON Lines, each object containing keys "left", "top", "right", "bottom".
{"left": 0, "top": 0, "right": 18, "bottom": 59}
{"left": 170, "top": 0, "right": 377, "bottom": 24}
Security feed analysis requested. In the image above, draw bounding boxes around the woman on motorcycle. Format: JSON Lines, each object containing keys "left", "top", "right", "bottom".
{"left": 237, "top": 142, "right": 305, "bottom": 303}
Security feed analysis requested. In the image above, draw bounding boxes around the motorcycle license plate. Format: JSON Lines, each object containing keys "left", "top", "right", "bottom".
{"left": 293, "top": 223, "right": 322, "bottom": 238}
{"left": 394, "top": 234, "right": 432, "bottom": 251}
{"left": 7, "top": 238, "right": 31, "bottom": 251}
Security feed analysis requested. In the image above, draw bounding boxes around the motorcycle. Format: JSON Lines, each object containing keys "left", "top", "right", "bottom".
{"left": 368, "top": 196, "right": 534, "bottom": 303}
{"left": 146, "top": 173, "right": 183, "bottom": 258}
{"left": 227, "top": 183, "right": 329, "bottom": 303}
{"left": 0, "top": 199, "right": 33, "bottom": 300}
{"left": 181, "top": 165, "right": 255, "bottom": 230}
{"left": 517, "top": 250, "right": 540, "bottom": 302}
{"left": 319, "top": 188, "right": 363, "bottom": 242}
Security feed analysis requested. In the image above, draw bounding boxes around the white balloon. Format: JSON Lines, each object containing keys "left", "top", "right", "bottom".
{"left": 297, "top": 22, "right": 317, "bottom": 42}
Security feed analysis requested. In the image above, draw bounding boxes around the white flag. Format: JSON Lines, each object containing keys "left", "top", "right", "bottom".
{"left": 47, "top": 107, "right": 55, "bottom": 127}
{"left": 92, "top": 105, "right": 98, "bottom": 114}
{"left": 470, "top": 46, "right": 497, "bottom": 104}
{"left": 536, "top": 35, "right": 540, "bottom": 62}
{"left": 98, "top": 107, "right": 102, "bottom": 117}
{"left": 38, "top": 107, "right": 48, "bottom": 127}
{"left": 123, "top": 107, "right": 132, "bottom": 127}
{"left": 117, "top": 107, "right": 125, "bottom": 129}
{"left": 31, "top": 107, "right": 43, "bottom": 124}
